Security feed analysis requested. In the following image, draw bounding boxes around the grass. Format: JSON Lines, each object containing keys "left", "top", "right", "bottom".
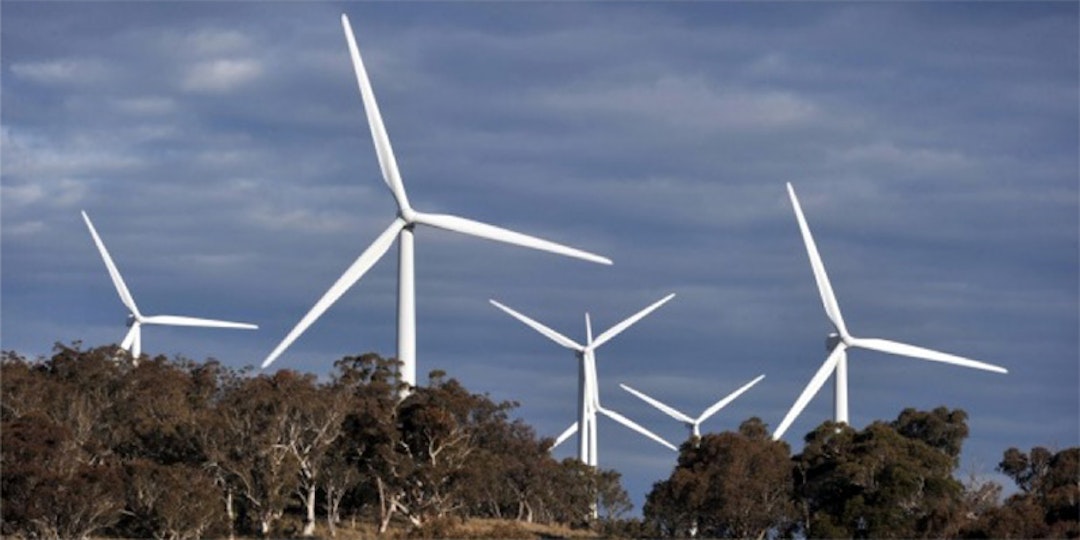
{"left": 270, "top": 517, "right": 597, "bottom": 539}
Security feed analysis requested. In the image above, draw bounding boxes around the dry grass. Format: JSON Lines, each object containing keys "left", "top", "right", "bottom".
{"left": 258, "top": 517, "right": 596, "bottom": 540}
{"left": 438, "top": 518, "right": 594, "bottom": 539}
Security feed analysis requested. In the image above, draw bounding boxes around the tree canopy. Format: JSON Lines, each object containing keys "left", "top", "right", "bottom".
{"left": 0, "top": 344, "right": 627, "bottom": 539}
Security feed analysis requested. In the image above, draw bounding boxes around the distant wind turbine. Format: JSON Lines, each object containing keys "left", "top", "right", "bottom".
{"left": 772, "top": 183, "right": 1008, "bottom": 440}
{"left": 81, "top": 211, "right": 258, "bottom": 363}
{"left": 262, "top": 14, "right": 611, "bottom": 388}
{"left": 620, "top": 374, "right": 765, "bottom": 439}
{"left": 490, "top": 294, "right": 678, "bottom": 470}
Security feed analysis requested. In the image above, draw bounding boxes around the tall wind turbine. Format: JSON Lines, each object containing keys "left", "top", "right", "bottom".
{"left": 489, "top": 294, "right": 678, "bottom": 469}
{"left": 620, "top": 374, "right": 765, "bottom": 439}
{"left": 82, "top": 211, "right": 258, "bottom": 362}
{"left": 261, "top": 14, "right": 611, "bottom": 386}
{"left": 772, "top": 183, "right": 1008, "bottom": 440}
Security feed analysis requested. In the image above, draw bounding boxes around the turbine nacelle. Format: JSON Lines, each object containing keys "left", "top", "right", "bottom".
{"left": 826, "top": 332, "right": 843, "bottom": 351}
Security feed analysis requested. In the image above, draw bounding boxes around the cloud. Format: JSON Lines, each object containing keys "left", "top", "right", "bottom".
{"left": 181, "top": 58, "right": 263, "bottom": 93}
{"left": 185, "top": 28, "right": 254, "bottom": 56}
{"left": 111, "top": 96, "right": 177, "bottom": 116}
{"left": 831, "top": 141, "right": 973, "bottom": 174}
{"left": 2, "top": 127, "right": 143, "bottom": 180}
{"left": 10, "top": 58, "right": 113, "bottom": 86}
{"left": 541, "top": 75, "right": 823, "bottom": 134}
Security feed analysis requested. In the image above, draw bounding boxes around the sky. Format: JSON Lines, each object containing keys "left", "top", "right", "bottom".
{"left": 3, "top": 1, "right": 1077, "bottom": 514}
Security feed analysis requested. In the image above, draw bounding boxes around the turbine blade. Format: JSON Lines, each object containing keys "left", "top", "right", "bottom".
{"left": 619, "top": 383, "right": 694, "bottom": 424}
{"left": 340, "top": 14, "right": 410, "bottom": 211}
{"left": 140, "top": 315, "right": 258, "bottom": 330}
{"left": 552, "top": 422, "right": 579, "bottom": 450}
{"left": 488, "top": 300, "right": 584, "bottom": 351}
{"left": 81, "top": 211, "right": 141, "bottom": 318}
{"left": 849, "top": 337, "right": 1008, "bottom": 374}
{"left": 773, "top": 346, "right": 845, "bottom": 440}
{"left": 120, "top": 324, "right": 139, "bottom": 351}
{"left": 786, "top": 184, "right": 848, "bottom": 336}
{"left": 413, "top": 211, "right": 612, "bottom": 266}
{"left": 697, "top": 374, "right": 766, "bottom": 424}
{"left": 597, "top": 405, "right": 677, "bottom": 451}
{"left": 262, "top": 218, "right": 405, "bottom": 369}
{"left": 592, "top": 293, "right": 675, "bottom": 350}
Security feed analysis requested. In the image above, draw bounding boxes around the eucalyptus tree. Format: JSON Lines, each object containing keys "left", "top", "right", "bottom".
{"left": 794, "top": 408, "right": 971, "bottom": 538}
{"left": 644, "top": 418, "right": 795, "bottom": 538}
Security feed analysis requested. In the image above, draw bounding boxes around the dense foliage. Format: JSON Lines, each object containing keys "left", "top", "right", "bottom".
{"left": 0, "top": 344, "right": 628, "bottom": 539}
{"left": 643, "top": 418, "right": 796, "bottom": 538}
{"left": 643, "top": 408, "right": 1078, "bottom": 539}
{"left": 2, "top": 343, "right": 1076, "bottom": 539}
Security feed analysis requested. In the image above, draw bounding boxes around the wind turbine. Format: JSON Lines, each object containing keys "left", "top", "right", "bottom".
{"left": 81, "top": 211, "right": 258, "bottom": 363}
{"left": 620, "top": 374, "right": 765, "bottom": 439}
{"left": 261, "top": 14, "right": 611, "bottom": 386}
{"left": 772, "top": 183, "right": 1008, "bottom": 440}
{"left": 489, "top": 294, "right": 678, "bottom": 470}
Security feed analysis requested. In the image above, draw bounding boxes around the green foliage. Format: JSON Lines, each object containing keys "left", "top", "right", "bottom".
{"left": 794, "top": 409, "right": 969, "bottom": 539}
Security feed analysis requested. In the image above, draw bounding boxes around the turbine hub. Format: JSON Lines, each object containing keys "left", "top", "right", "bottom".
{"left": 126, "top": 314, "right": 137, "bottom": 327}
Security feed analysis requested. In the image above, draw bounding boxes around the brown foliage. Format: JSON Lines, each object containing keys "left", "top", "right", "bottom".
{"left": 644, "top": 417, "right": 796, "bottom": 538}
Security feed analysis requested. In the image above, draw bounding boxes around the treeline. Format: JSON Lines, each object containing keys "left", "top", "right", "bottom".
{"left": 643, "top": 413, "right": 1079, "bottom": 539}
{"left": 1, "top": 344, "right": 629, "bottom": 539}
{"left": 2, "top": 344, "right": 1077, "bottom": 539}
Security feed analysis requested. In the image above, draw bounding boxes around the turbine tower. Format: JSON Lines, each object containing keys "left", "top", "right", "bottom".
{"left": 489, "top": 294, "right": 678, "bottom": 469}
{"left": 620, "top": 374, "right": 765, "bottom": 439}
{"left": 772, "top": 183, "right": 1008, "bottom": 440}
{"left": 82, "top": 211, "right": 258, "bottom": 363}
{"left": 262, "top": 14, "right": 611, "bottom": 386}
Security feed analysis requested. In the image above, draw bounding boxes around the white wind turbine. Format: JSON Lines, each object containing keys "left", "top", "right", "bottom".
{"left": 620, "top": 374, "right": 765, "bottom": 439}
{"left": 772, "top": 183, "right": 1008, "bottom": 440}
{"left": 489, "top": 294, "right": 678, "bottom": 470}
{"left": 81, "top": 211, "right": 258, "bottom": 362}
{"left": 261, "top": 14, "right": 611, "bottom": 385}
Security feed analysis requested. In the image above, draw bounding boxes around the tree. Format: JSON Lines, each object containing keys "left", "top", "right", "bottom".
{"left": 334, "top": 353, "right": 406, "bottom": 533}
{"left": 208, "top": 371, "right": 301, "bottom": 536}
{"left": 268, "top": 370, "right": 352, "bottom": 537}
{"left": 794, "top": 408, "right": 970, "bottom": 538}
{"left": 595, "top": 468, "right": 633, "bottom": 521}
{"left": 1, "top": 345, "right": 128, "bottom": 539}
{"left": 109, "top": 356, "right": 205, "bottom": 465}
{"left": 388, "top": 371, "right": 517, "bottom": 527}
{"left": 644, "top": 418, "right": 795, "bottom": 538}
{"left": 892, "top": 407, "right": 969, "bottom": 464}
{"left": 122, "top": 459, "right": 226, "bottom": 540}
{"left": 962, "top": 446, "right": 1080, "bottom": 538}
{"left": 5, "top": 344, "right": 645, "bottom": 538}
